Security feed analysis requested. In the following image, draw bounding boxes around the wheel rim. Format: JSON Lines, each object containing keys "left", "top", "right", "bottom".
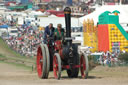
{"left": 53, "top": 55, "right": 58, "bottom": 79}
{"left": 80, "top": 55, "right": 86, "bottom": 78}
{"left": 37, "top": 47, "right": 43, "bottom": 78}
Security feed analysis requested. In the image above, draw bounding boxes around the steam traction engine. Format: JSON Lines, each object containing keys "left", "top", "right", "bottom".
{"left": 36, "top": 7, "right": 89, "bottom": 79}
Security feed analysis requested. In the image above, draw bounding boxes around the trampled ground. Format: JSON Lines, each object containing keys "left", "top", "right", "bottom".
{"left": 0, "top": 62, "right": 128, "bottom": 85}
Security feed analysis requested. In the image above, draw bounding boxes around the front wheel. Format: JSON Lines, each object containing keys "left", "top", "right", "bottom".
{"left": 53, "top": 53, "right": 61, "bottom": 80}
{"left": 80, "top": 53, "right": 89, "bottom": 79}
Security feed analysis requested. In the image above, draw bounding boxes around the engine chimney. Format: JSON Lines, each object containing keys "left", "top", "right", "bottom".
{"left": 64, "top": 7, "right": 72, "bottom": 46}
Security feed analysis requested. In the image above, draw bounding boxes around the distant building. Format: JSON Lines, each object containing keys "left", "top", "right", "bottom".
{"left": 0, "top": 0, "right": 3, "bottom": 2}
{"left": 21, "top": 0, "right": 32, "bottom": 4}
{"left": 122, "top": 0, "right": 128, "bottom": 4}
{"left": 40, "top": 0, "right": 67, "bottom": 3}
{"left": 42, "top": 0, "right": 52, "bottom": 2}
{"left": 67, "top": 0, "right": 72, "bottom": 5}
{"left": 104, "top": 0, "right": 128, "bottom": 5}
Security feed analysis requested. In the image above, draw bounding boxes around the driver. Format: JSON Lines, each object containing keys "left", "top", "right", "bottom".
{"left": 43, "top": 23, "right": 55, "bottom": 44}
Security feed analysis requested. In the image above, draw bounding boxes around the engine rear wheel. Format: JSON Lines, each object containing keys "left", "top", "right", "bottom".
{"left": 43, "top": 44, "right": 50, "bottom": 78}
{"left": 80, "top": 53, "right": 89, "bottom": 79}
{"left": 53, "top": 53, "right": 61, "bottom": 80}
{"left": 37, "top": 44, "right": 47, "bottom": 79}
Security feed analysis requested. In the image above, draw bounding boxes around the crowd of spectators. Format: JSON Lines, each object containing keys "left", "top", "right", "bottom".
{"left": 5, "top": 24, "right": 44, "bottom": 57}
{"left": 98, "top": 51, "right": 120, "bottom": 66}
{"left": 0, "top": 14, "right": 45, "bottom": 57}
{"left": 0, "top": 14, "right": 44, "bottom": 57}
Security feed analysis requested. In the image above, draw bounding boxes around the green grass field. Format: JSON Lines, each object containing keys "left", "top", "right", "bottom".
{"left": 0, "top": 37, "right": 36, "bottom": 70}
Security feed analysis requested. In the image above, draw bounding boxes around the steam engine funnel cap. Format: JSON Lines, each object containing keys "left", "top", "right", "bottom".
{"left": 64, "top": 7, "right": 71, "bottom": 14}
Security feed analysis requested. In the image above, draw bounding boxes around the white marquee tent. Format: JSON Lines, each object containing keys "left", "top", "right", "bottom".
{"left": 79, "top": 5, "right": 128, "bottom": 25}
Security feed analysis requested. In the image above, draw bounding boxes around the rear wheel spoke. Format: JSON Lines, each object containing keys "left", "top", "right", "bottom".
{"left": 53, "top": 53, "right": 61, "bottom": 80}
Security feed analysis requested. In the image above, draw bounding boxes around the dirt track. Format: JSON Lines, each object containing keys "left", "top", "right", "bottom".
{"left": 0, "top": 63, "right": 128, "bottom": 85}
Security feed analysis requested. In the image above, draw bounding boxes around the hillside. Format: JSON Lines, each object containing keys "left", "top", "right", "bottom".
{"left": 0, "top": 37, "right": 35, "bottom": 65}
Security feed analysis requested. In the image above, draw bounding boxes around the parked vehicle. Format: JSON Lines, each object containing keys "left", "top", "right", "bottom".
{"left": 8, "top": 28, "right": 18, "bottom": 36}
